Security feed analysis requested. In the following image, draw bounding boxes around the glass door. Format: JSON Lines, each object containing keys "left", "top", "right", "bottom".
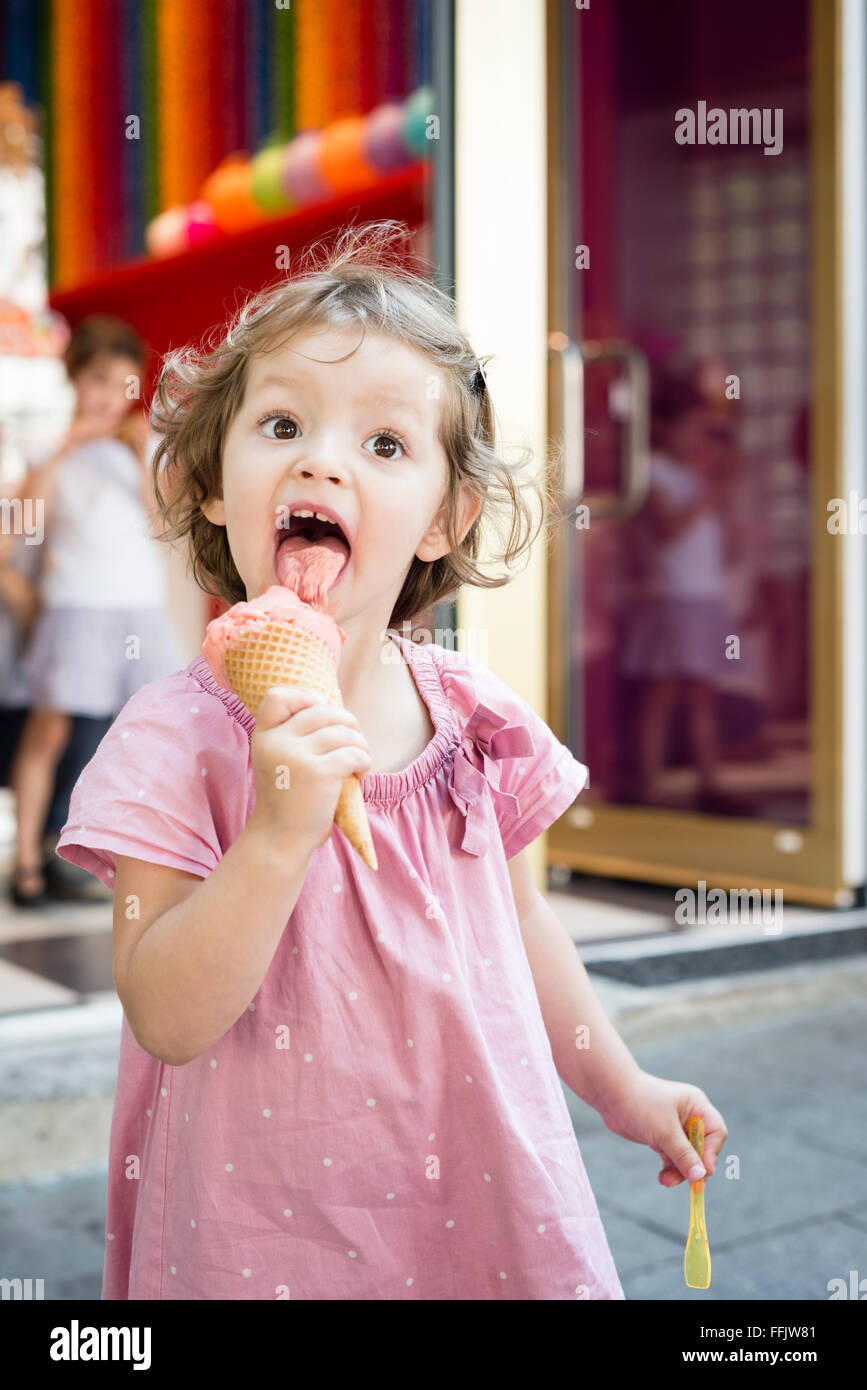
{"left": 546, "top": 0, "right": 852, "bottom": 906}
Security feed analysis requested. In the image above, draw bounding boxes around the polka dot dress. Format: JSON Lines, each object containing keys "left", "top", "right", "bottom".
{"left": 56, "top": 633, "right": 624, "bottom": 1300}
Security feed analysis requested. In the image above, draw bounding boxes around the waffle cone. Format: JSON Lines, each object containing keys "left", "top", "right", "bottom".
{"left": 223, "top": 621, "right": 377, "bottom": 870}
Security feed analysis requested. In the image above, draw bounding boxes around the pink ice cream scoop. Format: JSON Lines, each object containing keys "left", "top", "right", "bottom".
{"left": 202, "top": 543, "right": 348, "bottom": 691}
{"left": 201, "top": 582, "right": 345, "bottom": 693}
{"left": 200, "top": 542, "right": 377, "bottom": 869}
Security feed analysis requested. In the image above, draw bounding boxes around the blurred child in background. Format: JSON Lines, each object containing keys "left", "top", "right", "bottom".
{"left": 8, "top": 315, "right": 183, "bottom": 905}
{"left": 621, "top": 371, "right": 738, "bottom": 811}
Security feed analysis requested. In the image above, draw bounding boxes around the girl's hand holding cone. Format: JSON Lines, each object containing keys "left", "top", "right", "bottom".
{"left": 202, "top": 548, "right": 378, "bottom": 868}
{"left": 246, "top": 686, "right": 373, "bottom": 858}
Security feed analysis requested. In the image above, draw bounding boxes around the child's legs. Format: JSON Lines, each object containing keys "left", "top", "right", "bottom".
{"left": 684, "top": 678, "right": 719, "bottom": 788}
{"left": 10, "top": 708, "right": 72, "bottom": 870}
{"left": 638, "top": 677, "right": 679, "bottom": 799}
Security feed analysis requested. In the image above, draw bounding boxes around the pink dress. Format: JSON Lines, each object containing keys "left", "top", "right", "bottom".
{"left": 56, "top": 631, "right": 625, "bottom": 1301}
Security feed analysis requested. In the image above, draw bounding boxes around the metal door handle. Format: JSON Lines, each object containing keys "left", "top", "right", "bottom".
{"left": 549, "top": 338, "right": 584, "bottom": 507}
{"left": 551, "top": 336, "right": 651, "bottom": 519}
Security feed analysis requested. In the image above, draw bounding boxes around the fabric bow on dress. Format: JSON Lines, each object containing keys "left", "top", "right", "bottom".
{"left": 447, "top": 700, "right": 535, "bottom": 856}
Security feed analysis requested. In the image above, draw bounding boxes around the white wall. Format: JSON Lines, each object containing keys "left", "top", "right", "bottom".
{"left": 455, "top": 0, "right": 550, "bottom": 885}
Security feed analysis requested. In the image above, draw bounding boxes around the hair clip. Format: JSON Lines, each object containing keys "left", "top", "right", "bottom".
{"left": 470, "top": 364, "right": 487, "bottom": 397}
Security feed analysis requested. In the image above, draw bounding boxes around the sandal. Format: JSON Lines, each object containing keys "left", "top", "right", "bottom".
{"left": 10, "top": 864, "right": 51, "bottom": 908}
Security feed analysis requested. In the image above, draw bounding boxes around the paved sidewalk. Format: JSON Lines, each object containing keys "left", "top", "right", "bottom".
{"left": 571, "top": 992, "right": 867, "bottom": 1300}
{"left": 1, "top": 958, "right": 864, "bottom": 1300}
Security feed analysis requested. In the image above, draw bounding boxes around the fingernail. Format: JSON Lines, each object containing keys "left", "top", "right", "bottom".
{"left": 687, "top": 1164, "right": 706, "bottom": 1181}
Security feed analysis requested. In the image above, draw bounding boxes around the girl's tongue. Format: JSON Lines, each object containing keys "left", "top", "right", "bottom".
{"left": 276, "top": 537, "right": 347, "bottom": 608}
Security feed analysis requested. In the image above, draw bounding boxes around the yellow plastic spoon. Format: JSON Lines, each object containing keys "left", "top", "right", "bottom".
{"left": 683, "top": 1113, "right": 711, "bottom": 1288}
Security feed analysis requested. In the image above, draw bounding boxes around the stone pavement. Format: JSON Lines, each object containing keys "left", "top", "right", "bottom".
{"left": 570, "top": 991, "right": 867, "bottom": 1301}
{"left": 2, "top": 948, "right": 865, "bottom": 1301}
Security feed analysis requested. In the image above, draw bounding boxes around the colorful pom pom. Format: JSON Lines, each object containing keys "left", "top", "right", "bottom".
{"left": 363, "top": 103, "right": 412, "bottom": 172}
{"left": 200, "top": 156, "right": 271, "bottom": 233}
{"left": 403, "top": 85, "right": 436, "bottom": 157}
{"left": 283, "top": 131, "right": 332, "bottom": 206}
{"left": 317, "top": 116, "right": 380, "bottom": 194}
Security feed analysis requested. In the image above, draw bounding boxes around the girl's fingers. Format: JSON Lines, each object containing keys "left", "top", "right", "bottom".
{"left": 692, "top": 1103, "right": 728, "bottom": 1176}
{"left": 304, "top": 725, "right": 370, "bottom": 757}
{"left": 255, "top": 689, "right": 361, "bottom": 737}
{"left": 321, "top": 747, "right": 372, "bottom": 778}
{"left": 663, "top": 1103, "right": 728, "bottom": 1185}
{"left": 255, "top": 687, "right": 322, "bottom": 729}
{"left": 661, "top": 1099, "right": 715, "bottom": 1182}
{"left": 284, "top": 701, "right": 361, "bottom": 736}
{"left": 311, "top": 747, "right": 373, "bottom": 785}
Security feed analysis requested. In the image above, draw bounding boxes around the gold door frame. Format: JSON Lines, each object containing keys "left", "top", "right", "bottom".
{"left": 545, "top": 0, "right": 851, "bottom": 907}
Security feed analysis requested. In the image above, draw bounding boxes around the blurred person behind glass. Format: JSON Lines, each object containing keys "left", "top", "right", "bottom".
{"left": 620, "top": 370, "right": 739, "bottom": 811}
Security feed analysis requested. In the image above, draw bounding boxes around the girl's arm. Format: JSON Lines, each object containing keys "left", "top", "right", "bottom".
{"left": 508, "top": 850, "right": 643, "bottom": 1111}
{"left": 507, "top": 850, "right": 728, "bottom": 1184}
{"left": 113, "top": 814, "right": 314, "bottom": 1067}
{"left": 115, "top": 687, "right": 372, "bottom": 1067}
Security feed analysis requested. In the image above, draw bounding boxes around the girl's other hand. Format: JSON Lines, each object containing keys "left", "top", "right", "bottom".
{"left": 597, "top": 1069, "right": 728, "bottom": 1186}
{"left": 63, "top": 413, "right": 112, "bottom": 449}
{"left": 115, "top": 410, "right": 151, "bottom": 461}
{"left": 246, "top": 686, "right": 373, "bottom": 857}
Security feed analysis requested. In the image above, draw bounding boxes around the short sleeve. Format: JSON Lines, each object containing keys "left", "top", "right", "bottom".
{"left": 55, "top": 671, "right": 251, "bottom": 890}
{"left": 434, "top": 646, "right": 588, "bottom": 861}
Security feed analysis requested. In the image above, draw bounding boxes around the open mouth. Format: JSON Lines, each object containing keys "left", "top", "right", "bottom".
{"left": 274, "top": 511, "right": 352, "bottom": 584}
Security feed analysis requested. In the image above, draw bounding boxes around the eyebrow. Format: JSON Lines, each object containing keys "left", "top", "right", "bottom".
{"left": 251, "top": 374, "right": 425, "bottom": 424}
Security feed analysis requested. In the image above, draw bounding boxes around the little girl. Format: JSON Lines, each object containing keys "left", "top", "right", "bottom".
{"left": 621, "top": 372, "right": 736, "bottom": 810}
{"left": 10, "top": 315, "right": 184, "bottom": 904}
{"left": 57, "top": 223, "right": 726, "bottom": 1301}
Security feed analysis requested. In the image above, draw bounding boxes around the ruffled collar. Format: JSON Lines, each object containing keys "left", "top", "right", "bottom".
{"left": 186, "top": 631, "right": 537, "bottom": 851}
{"left": 186, "top": 630, "right": 458, "bottom": 806}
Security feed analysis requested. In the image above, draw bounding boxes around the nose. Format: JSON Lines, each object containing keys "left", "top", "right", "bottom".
{"left": 297, "top": 466, "right": 345, "bottom": 484}
{"left": 294, "top": 447, "right": 351, "bottom": 487}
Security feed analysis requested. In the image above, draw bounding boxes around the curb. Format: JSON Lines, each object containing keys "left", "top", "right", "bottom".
{"left": 588, "top": 953, "right": 867, "bottom": 1046}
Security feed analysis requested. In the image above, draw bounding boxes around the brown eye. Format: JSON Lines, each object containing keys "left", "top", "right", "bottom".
{"left": 261, "top": 415, "right": 298, "bottom": 441}
{"left": 365, "top": 432, "right": 405, "bottom": 460}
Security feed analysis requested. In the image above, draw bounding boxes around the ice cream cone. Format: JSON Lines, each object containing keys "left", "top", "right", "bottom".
{"left": 218, "top": 617, "right": 377, "bottom": 870}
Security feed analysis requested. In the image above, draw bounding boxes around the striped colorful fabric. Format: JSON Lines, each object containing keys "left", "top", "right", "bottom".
{"left": 188, "top": 0, "right": 217, "bottom": 197}
{"left": 294, "top": 0, "right": 328, "bottom": 132}
{"left": 216, "top": 0, "right": 248, "bottom": 157}
{"left": 327, "top": 0, "right": 361, "bottom": 121}
{"left": 3, "top": 0, "right": 39, "bottom": 101}
{"left": 37, "top": 0, "right": 54, "bottom": 285}
{"left": 140, "top": 0, "right": 159, "bottom": 223}
{"left": 3, "top": 0, "right": 426, "bottom": 288}
{"left": 119, "top": 0, "right": 144, "bottom": 259}
{"left": 90, "top": 0, "right": 120, "bottom": 269}
{"left": 50, "top": 0, "right": 88, "bottom": 286}
{"left": 359, "top": 0, "right": 388, "bottom": 114}
{"left": 415, "top": 0, "right": 431, "bottom": 87}
{"left": 384, "top": 0, "right": 408, "bottom": 101}
{"left": 272, "top": 0, "right": 295, "bottom": 141}
{"left": 247, "top": 0, "right": 271, "bottom": 148}
{"left": 157, "top": 0, "right": 213, "bottom": 208}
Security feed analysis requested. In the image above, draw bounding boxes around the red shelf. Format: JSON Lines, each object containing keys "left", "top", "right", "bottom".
{"left": 49, "top": 163, "right": 430, "bottom": 395}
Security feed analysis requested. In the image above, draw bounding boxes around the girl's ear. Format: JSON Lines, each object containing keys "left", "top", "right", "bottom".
{"left": 201, "top": 495, "right": 226, "bottom": 527}
{"left": 416, "top": 485, "right": 482, "bottom": 562}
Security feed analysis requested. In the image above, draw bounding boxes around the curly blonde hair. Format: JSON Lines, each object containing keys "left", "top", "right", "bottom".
{"left": 150, "top": 220, "right": 559, "bottom": 627}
